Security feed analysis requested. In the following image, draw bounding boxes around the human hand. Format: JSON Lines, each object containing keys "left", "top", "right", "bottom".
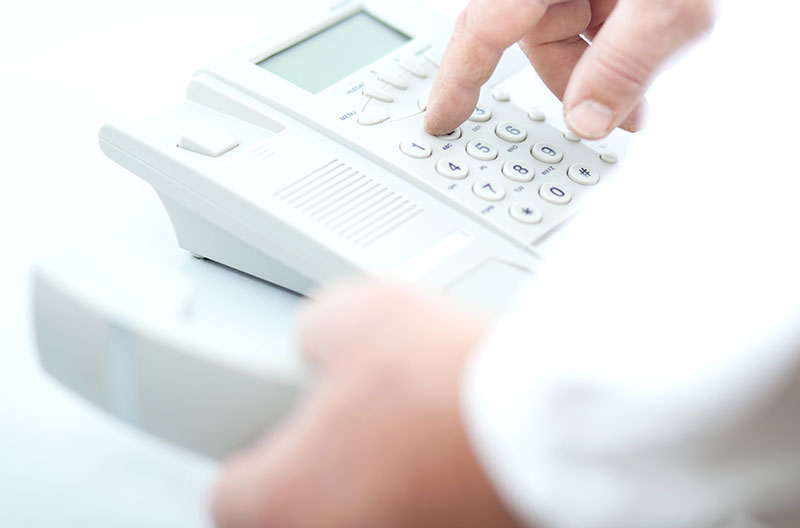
{"left": 425, "top": 0, "right": 714, "bottom": 139}
{"left": 212, "top": 280, "right": 521, "bottom": 528}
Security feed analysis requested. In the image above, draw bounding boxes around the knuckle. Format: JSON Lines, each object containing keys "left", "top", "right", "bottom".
{"left": 593, "top": 40, "right": 652, "bottom": 92}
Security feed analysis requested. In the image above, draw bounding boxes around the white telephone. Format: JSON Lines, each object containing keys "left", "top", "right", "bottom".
{"left": 37, "top": 0, "right": 627, "bottom": 458}
{"left": 99, "top": 0, "right": 625, "bottom": 312}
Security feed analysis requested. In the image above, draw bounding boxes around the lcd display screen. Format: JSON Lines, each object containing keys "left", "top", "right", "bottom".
{"left": 257, "top": 11, "right": 410, "bottom": 94}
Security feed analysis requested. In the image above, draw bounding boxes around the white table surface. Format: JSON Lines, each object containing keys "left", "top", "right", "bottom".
{"left": 0, "top": 0, "right": 467, "bottom": 525}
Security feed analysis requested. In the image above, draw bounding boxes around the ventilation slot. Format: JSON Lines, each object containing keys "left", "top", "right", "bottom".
{"left": 276, "top": 160, "right": 423, "bottom": 248}
{"left": 248, "top": 143, "right": 276, "bottom": 161}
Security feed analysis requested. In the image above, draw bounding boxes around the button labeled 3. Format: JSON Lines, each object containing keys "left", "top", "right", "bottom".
{"left": 469, "top": 105, "right": 492, "bottom": 122}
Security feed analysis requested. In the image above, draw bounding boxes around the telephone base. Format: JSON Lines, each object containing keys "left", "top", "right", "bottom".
{"left": 158, "top": 192, "right": 318, "bottom": 296}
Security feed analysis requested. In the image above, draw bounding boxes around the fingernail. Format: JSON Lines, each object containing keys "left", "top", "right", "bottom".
{"left": 566, "top": 100, "right": 614, "bottom": 139}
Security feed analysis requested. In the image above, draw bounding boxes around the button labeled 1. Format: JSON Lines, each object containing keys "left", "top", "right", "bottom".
{"left": 400, "top": 139, "right": 432, "bottom": 158}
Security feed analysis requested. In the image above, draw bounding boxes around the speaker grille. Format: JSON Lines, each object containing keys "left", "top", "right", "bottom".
{"left": 275, "top": 160, "right": 423, "bottom": 248}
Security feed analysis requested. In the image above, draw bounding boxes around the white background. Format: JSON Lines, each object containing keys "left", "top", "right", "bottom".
{"left": 0, "top": 0, "right": 460, "bottom": 525}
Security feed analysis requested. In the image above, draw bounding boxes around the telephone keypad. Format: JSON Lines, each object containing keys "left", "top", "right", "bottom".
{"left": 359, "top": 48, "right": 620, "bottom": 249}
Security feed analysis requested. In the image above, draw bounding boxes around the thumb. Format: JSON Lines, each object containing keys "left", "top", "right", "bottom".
{"left": 563, "top": 0, "right": 714, "bottom": 139}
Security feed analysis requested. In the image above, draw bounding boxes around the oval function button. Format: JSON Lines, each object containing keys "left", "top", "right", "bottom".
{"left": 509, "top": 202, "right": 543, "bottom": 224}
{"left": 600, "top": 152, "right": 618, "bottom": 164}
{"left": 527, "top": 108, "right": 546, "bottom": 122}
{"left": 436, "top": 158, "right": 470, "bottom": 179}
{"left": 491, "top": 87, "right": 510, "bottom": 102}
{"left": 399, "top": 58, "right": 427, "bottom": 78}
{"left": 423, "top": 49, "right": 442, "bottom": 68}
{"left": 563, "top": 131, "right": 581, "bottom": 142}
{"left": 438, "top": 127, "right": 462, "bottom": 141}
{"left": 377, "top": 71, "right": 407, "bottom": 90}
{"left": 417, "top": 89, "right": 430, "bottom": 111}
{"left": 495, "top": 121, "right": 528, "bottom": 143}
{"left": 531, "top": 142, "right": 564, "bottom": 164}
{"left": 539, "top": 183, "right": 572, "bottom": 205}
{"left": 502, "top": 160, "right": 535, "bottom": 182}
{"left": 567, "top": 163, "right": 600, "bottom": 185}
{"left": 358, "top": 109, "right": 390, "bottom": 126}
{"left": 362, "top": 85, "right": 394, "bottom": 103}
{"left": 469, "top": 105, "right": 492, "bottom": 122}
{"left": 399, "top": 139, "right": 432, "bottom": 158}
{"left": 466, "top": 140, "right": 498, "bottom": 161}
{"left": 473, "top": 180, "right": 506, "bottom": 201}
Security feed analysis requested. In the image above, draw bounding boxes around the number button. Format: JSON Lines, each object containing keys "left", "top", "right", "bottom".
{"left": 469, "top": 105, "right": 492, "bottom": 122}
{"left": 501, "top": 160, "right": 535, "bottom": 182}
{"left": 495, "top": 121, "right": 528, "bottom": 143}
{"left": 509, "top": 202, "right": 543, "bottom": 224}
{"left": 531, "top": 142, "right": 564, "bottom": 164}
{"left": 473, "top": 179, "right": 506, "bottom": 201}
{"left": 436, "top": 158, "right": 470, "bottom": 179}
{"left": 539, "top": 183, "right": 572, "bottom": 205}
{"left": 437, "top": 127, "right": 462, "bottom": 141}
{"left": 567, "top": 163, "right": 600, "bottom": 185}
{"left": 399, "top": 139, "right": 432, "bottom": 159}
{"left": 466, "top": 140, "right": 498, "bottom": 161}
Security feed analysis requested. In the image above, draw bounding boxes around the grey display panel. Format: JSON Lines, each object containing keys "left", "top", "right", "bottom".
{"left": 257, "top": 12, "right": 410, "bottom": 94}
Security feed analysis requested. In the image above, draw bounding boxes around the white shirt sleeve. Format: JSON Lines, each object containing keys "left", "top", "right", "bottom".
{"left": 461, "top": 4, "right": 800, "bottom": 528}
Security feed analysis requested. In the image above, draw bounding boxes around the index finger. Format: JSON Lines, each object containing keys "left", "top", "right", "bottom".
{"left": 424, "top": 0, "right": 556, "bottom": 135}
